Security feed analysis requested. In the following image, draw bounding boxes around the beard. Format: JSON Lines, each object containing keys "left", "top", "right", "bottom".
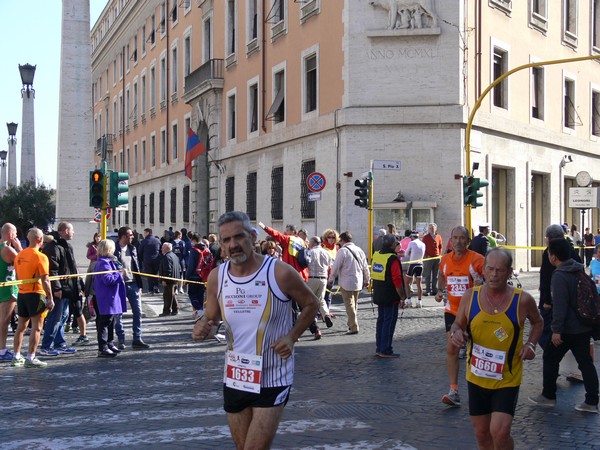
{"left": 228, "top": 247, "right": 249, "bottom": 265}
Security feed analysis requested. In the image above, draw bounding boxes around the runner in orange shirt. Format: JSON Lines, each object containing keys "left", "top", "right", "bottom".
{"left": 435, "top": 225, "right": 484, "bottom": 407}
{"left": 12, "top": 228, "right": 54, "bottom": 368}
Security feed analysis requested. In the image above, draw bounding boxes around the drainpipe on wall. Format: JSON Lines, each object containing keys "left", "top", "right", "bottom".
{"left": 166, "top": 15, "right": 170, "bottom": 166}
{"left": 334, "top": 108, "right": 341, "bottom": 231}
{"left": 261, "top": 0, "right": 267, "bottom": 132}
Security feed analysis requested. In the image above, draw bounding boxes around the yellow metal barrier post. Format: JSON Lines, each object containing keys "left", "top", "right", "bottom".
{"left": 464, "top": 54, "right": 600, "bottom": 235}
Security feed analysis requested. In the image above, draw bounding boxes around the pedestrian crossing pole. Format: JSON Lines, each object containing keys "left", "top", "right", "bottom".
{"left": 368, "top": 162, "right": 374, "bottom": 262}
{"left": 100, "top": 161, "right": 108, "bottom": 240}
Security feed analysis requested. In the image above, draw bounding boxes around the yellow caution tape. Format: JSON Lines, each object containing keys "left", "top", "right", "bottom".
{"left": 0, "top": 270, "right": 206, "bottom": 288}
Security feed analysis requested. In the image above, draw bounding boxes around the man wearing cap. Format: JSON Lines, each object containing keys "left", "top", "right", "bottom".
{"left": 469, "top": 224, "right": 490, "bottom": 256}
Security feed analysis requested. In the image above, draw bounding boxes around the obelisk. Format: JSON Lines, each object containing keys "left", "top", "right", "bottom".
{"left": 56, "top": 0, "right": 97, "bottom": 266}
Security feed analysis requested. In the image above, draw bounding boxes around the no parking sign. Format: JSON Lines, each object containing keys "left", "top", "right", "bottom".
{"left": 306, "top": 172, "right": 326, "bottom": 192}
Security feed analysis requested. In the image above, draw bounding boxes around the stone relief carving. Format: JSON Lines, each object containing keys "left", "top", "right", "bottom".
{"left": 369, "top": 0, "right": 439, "bottom": 31}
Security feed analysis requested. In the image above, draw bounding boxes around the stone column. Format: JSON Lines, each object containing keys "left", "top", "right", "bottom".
{"left": 56, "top": 0, "right": 98, "bottom": 267}
{"left": 7, "top": 123, "right": 18, "bottom": 187}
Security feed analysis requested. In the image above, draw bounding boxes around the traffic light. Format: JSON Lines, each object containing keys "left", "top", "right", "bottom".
{"left": 89, "top": 170, "right": 105, "bottom": 208}
{"left": 354, "top": 176, "right": 371, "bottom": 209}
{"left": 471, "top": 177, "right": 489, "bottom": 208}
{"left": 463, "top": 176, "right": 489, "bottom": 208}
{"left": 463, "top": 175, "right": 476, "bottom": 206}
{"left": 109, "top": 171, "right": 129, "bottom": 208}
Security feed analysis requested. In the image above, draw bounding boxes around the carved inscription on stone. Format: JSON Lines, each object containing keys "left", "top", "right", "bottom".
{"left": 367, "top": 47, "right": 438, "bottom": 60}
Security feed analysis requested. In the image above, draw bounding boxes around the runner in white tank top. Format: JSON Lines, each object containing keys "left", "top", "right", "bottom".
{"left": 193, "top": 212, "right": 319, "bottom": 450}
{"left": 217, "top": 255, "right": 295, "bottom": 387}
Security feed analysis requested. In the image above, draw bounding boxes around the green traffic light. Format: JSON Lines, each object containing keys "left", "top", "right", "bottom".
{"left": 108, "top": 170, "right": 129, "bottom": 207}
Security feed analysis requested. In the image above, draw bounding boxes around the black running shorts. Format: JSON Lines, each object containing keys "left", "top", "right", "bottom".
{"left": 223, "top": 384, "right": 291, "bottom": 413}
{"left": 444, "top": 312, "right": 456, "bottom": 332}
{"left": 407, "top": 264, "right": 423, "bottom": 277}
{"left": 468, "top": 381, "right": 519, "bottom": 416}
{"left": 17, "top": 293, "right": 47, "bottom": 318}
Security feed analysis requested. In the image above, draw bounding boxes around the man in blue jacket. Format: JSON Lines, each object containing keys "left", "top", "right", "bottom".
{"left": 138, "top": 228, "right": 161, "bottom": 294}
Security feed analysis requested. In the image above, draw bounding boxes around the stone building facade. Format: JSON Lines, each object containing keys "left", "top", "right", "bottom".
{"left": 91, "top": 0, "right": 600, "bottom": 270}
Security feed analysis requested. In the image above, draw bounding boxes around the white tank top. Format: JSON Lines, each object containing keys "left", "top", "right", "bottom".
{"left": 217, "top": 256, "right": 295, "bottom": 387}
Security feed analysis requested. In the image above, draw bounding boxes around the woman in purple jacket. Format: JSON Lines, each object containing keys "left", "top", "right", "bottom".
{"left": 93, "top": 239, "right": 127, "bottom": 358}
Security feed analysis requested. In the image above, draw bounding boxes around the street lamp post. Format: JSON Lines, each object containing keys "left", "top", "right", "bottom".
{"left": 0, "top": 150, "right": 7, "bottom": 195}
{"left": 19, "top": 63, "right": 37, "bottom": 185}
{"left": 6, "top": 122, "right": 18, "bottom": 187}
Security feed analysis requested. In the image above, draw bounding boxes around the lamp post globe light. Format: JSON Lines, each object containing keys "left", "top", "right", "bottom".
{"left": 6, "top": 122, "right": 18, "bottom": 187}
{"left": 19, "top": 63, "right": 37, "bottom": 185}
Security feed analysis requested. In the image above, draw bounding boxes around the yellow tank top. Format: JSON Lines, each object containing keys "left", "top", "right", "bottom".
{"left": 466, "top": 286, "right": 524, "bottom": 389}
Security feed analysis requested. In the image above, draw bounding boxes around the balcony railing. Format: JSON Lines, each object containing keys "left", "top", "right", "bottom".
{"left": 95, "top": 134, "right": 114, "bottom": 159}
{"left": 184, "top": 59, "right": 224, "bottom": 95}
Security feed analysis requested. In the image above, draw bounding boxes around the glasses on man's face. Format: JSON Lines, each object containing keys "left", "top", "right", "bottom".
{"left": 327, "top": 236, "right": 335, "bottom": 239}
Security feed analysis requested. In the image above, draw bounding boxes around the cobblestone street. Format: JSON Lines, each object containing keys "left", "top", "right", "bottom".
{"left": 1, "top": 272, "right": 598, "bottom": 449}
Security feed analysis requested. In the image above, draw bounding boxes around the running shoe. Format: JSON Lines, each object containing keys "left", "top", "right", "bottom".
{"left": 442, "top": 389, "right": 461, "bottom": 407}
{"left": 528, "top": 394, "right": 556, "bottom": 407}
{"left": 24, "top": 357, "right": 48, "bottom": 368}
{"left": 575, "top": 402, "right": 599, "bottom": 413}
{"left": 39, "top": 348, "right": 60, "bottom": 357}
{"left": 55, "top": 345, "right": 77, "bottom": 354}
{"left": 0, "top": 350, "right": 14, "bottom": 362}
{"left": 73, "top": 335, "right": 90, "bottom": 346}
{"left": 11, "top": 355, "right": 25, "bottom": 367}
{"left": 324, "top": 315, "right": 334, "bottom": 328}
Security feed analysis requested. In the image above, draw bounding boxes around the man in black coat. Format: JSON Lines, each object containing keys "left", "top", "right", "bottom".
{"left": 138, "top": 228, "right": 162, "bottom": 294}
{"left": 40, "top": 223, "right": 83, "bottom": 354}
{"left": 468, "top": 224, "right": 490, "bottom": 256}
{"left": 159, "top": 242, "right": 181, "bottom": 316}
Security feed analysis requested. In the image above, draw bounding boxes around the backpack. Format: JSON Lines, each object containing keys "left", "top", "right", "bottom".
{"left": 193, "top": 246, "right": 214, "bottom": 281}
{"left": 574, "top": 270, "right": 600, "bottom": 327}
{"left": 288, "top": 237, "right": 309, "bottom": 269}
{"left": 172, "top": 240, "right": 184, "bottom": 258}
{"left": 297, "top": 247, "right": 309, "bottom": 269}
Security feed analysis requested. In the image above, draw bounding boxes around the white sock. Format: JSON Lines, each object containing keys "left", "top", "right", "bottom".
{"left": 27, "top": 353, "right": 36, "bottom": 361}
{"left": 0, "top": 349, "right": 6, "bottom": 356}
{"left": 14, "top": 352, "right": 21, "bottom": 359}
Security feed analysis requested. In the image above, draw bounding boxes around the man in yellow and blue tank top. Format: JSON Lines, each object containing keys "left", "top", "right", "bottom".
{"left": 449, "top": 248, "right": 543, "bottom": 450}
